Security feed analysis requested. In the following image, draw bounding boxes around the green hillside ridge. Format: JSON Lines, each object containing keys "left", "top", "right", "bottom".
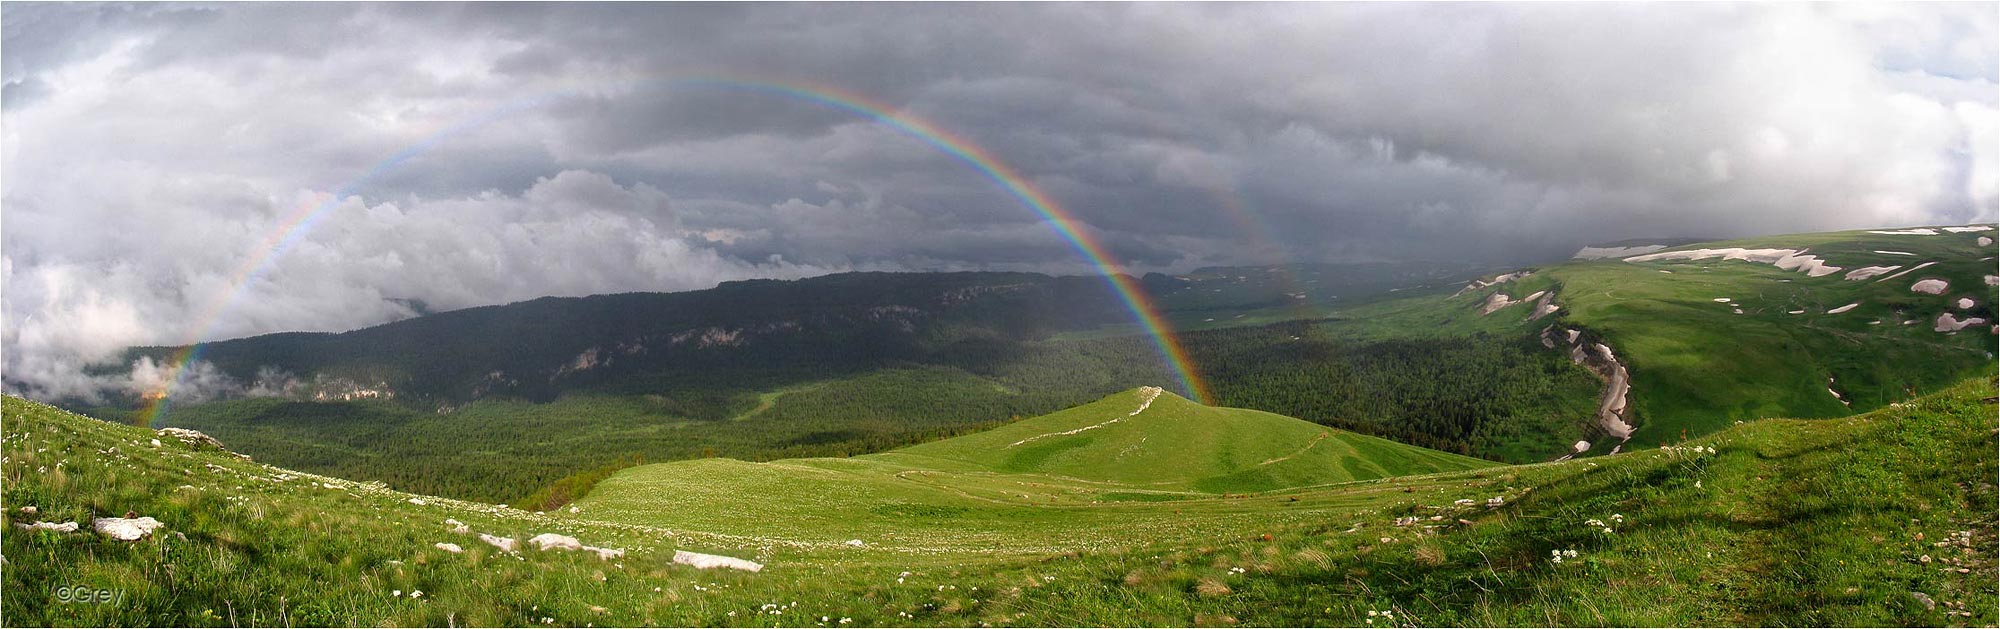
{"left": 5, "top": 376, "right": 1994, "bottom": 626}
{"left": 892, "top": 387, "right": 1490, "bottom": 491}
{"left": 1327, "top": 224, "right": 1999, "bottom": 450}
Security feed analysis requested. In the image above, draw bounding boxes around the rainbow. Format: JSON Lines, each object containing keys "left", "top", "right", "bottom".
{"left": 139, "top": 77, "right": 1209, "bottom": 425}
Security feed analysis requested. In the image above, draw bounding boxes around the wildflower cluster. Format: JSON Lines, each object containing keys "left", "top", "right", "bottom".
{"left": 1584, "top": 513, "right": 1625, "bottom": 535}
{"left": 1661, "top": 444, "right": 1717, "bottom": 458}
{"left": 1550, "top": 549, "right": 1579, "bottom": 564}
{"left": 1365, "top": 609, "right": 1396, "bottom": 624}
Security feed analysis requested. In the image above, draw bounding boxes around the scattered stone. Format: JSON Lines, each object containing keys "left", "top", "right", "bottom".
{"left": 435, "top": 542, "right": 464, "bottom": 554}
{"left": 479, "top": 533, "right": 519, "bottom": 552}
{"left": 445, "top": 518, "right": 470, "bottom": 534}
{"left": 529, "top": 533, "right": 584, "bottom": 552}
{"left": 845, "top": 539, "right": 866, "bottom": 547}
{"left": 672, "top": 550, "right": 763, "bottom": 572}
{"left": 1911, "top": 591, "right": 1937, "bottom": 611}
{"left": 408, "top": 498, "right": 426, "bottom": 506}
{"left": 14, "top": 521, "right": 79, "bottom": 533}
{"left": 18, "top": 506, "right": 37, "bottom": 516}
{"left": 91, "top": 516, "right": 164, "bottom": 541}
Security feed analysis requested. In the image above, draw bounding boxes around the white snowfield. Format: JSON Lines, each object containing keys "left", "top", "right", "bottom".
{"left": 1868, "top": 228, "right": 1940, "bottom": 235}
{"left": 673, "top": 550, "right": 764, "bottom": 572}
{"left": 1573, "top": 245, "right": 1668, "bottom": 260}
{"left": 1623, "top": 248, "right": 1840, "bottom": 277}
{"left": 1944, "top": 225, "right": 1996, "bottom": 233}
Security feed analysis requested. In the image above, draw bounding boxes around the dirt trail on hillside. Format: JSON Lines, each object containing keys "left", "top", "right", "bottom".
{"left": 1007, "top": 386, "right": 1163, "bottom": 448}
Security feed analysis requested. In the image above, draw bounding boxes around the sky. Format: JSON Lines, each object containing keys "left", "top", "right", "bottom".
{"left": 3, "top": 2, "right": 1996, "bottom": 401}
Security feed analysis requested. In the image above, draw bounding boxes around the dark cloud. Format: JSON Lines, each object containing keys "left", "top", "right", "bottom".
{"left": 3, "top": 2, "right": 1995, "bottom": 398}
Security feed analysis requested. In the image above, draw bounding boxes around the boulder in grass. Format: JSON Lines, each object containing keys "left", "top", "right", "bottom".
{"left": 672, "top": 550, "right": 763, "bottom": 572}
{"left": 435, "top": 542, "right": 464, "bottom": 554}
{"left": 528, "top": 533, "right": 583, "bottom": 552}
{"left": 15, "top": 521, "right": 79, "bottom": 533}
{"left": 587, "top": 546, "right": 625, "bottom": 560}
{"left": 92, "top": 516, "right": 164, "bottom": 541}
{"left": 478, "top": 533, "right": 519, "bottom": 552}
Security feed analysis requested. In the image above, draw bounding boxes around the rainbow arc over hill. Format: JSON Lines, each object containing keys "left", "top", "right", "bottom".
{"left": 139, "top": 77, "right": 1212, "bottom": 426}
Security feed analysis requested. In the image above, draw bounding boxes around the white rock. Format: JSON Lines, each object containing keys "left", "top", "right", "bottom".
{"left": 528, "top": 533, "right": 584, "bottom": 551}
{"left": 845, "top": 539, "right": 866, "bottom": 547}
{"left": 1980, "top": 236, "right": 1994, "bottom": 247}
{"left": 1911, "top": 279, "right": 1949, "bottom": 295}
{"left": 672, "top": 550, "right": 764, "bottom": 572}
{"left": 91, "top": 516, "right": 164, "bottom": 541}
{"left": 18, "top": 506, "right": 37, "bottom": 516}
{"left": 14, "top": 521, "right": 78, "bottom": 533}
{"left": 1957, "top": 297, "right": 1976, "bottom": 310}
{"left": 1572, "top": 441, "right": 1591, "bottom": 453}
{"left": 444, "top": 519, "right": 470, "bottom": 534}
{"left": 586, "top": 546, "right": 625, "bottom": 560}
{"left": 408, "top": 498, "right": 427, "bottom": 506}
{"left": 435, "top": 542, "right": 464, "bottom": 553}
{"left": 1827, "top": 303, "right": 1861, "bottom": 314}
{"left": 478, "top": 533, "right": 519, "bottom": 552}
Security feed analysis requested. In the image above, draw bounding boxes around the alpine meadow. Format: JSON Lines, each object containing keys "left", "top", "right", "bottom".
{"left": 2, "top": 3, "right": 1995, "bottom": 628}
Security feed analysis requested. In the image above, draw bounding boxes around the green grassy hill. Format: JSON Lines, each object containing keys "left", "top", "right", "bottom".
{"left": 565, "top": 389, "right": 1491, "bottom": 549}
{"left": 6, "top": 375, "right": 1994, "bottom": 626}
{"left": 893, "top": 387, "right": 1490, "bottom": 491}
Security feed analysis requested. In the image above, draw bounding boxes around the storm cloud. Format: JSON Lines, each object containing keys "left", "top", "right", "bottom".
{"left": 3, "top": 3, "right": 1995, "bottom": 399}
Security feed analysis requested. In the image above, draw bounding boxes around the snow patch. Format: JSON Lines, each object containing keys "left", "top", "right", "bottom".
{"left": 1868, "top": 228, "right": 1940, "bottom": 235}
{"left": 1573, "top": 245, "right": 1668, "bottom": 260}
{"left": 1943, "top": 225, "right": 1995, "bottom": 233}
{"left": 1910, "top": 279, "right": 1949, "bottom": 295}
{"left": 1936, "top": 313, "right": 1987, "bottom": 333}
{"left": 1624, "top": 248, "right": 1841, "bottom": 277}
{"left": 1844, "top": 266, "right": 1901, "bottom": 281}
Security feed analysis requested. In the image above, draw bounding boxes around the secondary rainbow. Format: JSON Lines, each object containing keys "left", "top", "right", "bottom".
{"left": 139, "top": 77, "right": 1210, "bottom": 425}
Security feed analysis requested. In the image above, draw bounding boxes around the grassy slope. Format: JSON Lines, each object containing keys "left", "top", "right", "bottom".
{"left": 4, "top": 375, "right": 1996, "bottom": 626}
{"left": 569, "top": 389, "right": 1493, "bottom": 550}
{"left": 1327, "top": 225, "right": 1998, "bottom": 447}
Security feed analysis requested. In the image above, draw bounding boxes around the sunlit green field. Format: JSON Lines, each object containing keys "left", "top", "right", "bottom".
{"left": 6, "top": 373, "right": 1995, "bottom": 626}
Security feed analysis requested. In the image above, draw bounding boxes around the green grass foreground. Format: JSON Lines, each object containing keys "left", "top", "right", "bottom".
{"left": 4, "top": 376, "right": 1995, "bottom": 626}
